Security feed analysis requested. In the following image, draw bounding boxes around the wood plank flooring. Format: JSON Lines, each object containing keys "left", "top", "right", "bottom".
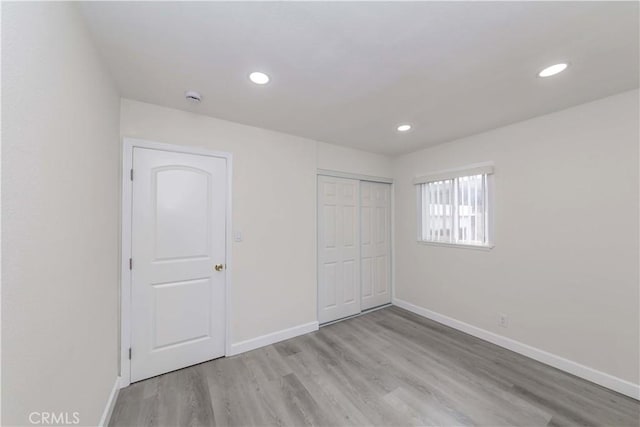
{"left": 110, "top": 307, "right": 639, "bottom": 426}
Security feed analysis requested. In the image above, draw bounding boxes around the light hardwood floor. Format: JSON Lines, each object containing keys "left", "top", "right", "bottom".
{"left": 110, "top": 306, "right": 639, "bottom": 426}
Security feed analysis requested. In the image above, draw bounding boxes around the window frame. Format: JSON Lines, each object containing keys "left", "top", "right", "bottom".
{"left": 415, "top": 165, "right": 494, "bottom": 250}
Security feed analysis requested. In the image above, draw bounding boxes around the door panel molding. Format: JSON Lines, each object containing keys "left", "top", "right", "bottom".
{"left": 120, "top": 138, "right": 232, "bottom": 387}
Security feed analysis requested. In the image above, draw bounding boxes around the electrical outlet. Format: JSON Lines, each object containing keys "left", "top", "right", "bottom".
{"left": 498, "top": 313, "right": 508, "bottom": 328}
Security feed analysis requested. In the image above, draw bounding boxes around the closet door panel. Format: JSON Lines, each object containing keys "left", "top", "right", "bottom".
{"left": 361, "top": 182, "right": 392, "bottom": 310}
{"left": 318, "top": 176, "right": 361, "bottom": 323}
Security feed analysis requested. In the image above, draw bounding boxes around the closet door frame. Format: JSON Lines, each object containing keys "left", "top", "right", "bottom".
{"left": 316, "top": 169, "right": 394, "bottom": 323}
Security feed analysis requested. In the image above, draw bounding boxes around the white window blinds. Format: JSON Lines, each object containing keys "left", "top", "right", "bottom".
{"left": 416, "top": 165, "right": 493, "bottom": 247}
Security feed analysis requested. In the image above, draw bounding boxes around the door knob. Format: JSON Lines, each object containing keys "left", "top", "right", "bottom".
{"left": 214, "top": 264, "right": 224, "bottom": 272}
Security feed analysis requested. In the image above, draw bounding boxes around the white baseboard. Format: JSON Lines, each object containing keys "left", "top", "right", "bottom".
{"left": 98, "top": 376, "right": 121, "bottom": 427}
{"left": 227, "top": 321, "right": 319, "bottom": 356}
{"left": 392, "top": 298, "right": 640, "bottom": 400}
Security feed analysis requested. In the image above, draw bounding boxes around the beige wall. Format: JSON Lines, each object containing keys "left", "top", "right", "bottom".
{"left": 317, "top": 141, "right": 392, "bottom": 178}
{"left": 392, "top": 89, "right": 640, "bottom": 385}
{"left": 120, "top": 99, "right": 390, "bottom": 346}
{"left": 121, "top": 99, "right": 316, "bottom": 344}
{"left": 2, "top": 3, "right": 121, "bottom": 426}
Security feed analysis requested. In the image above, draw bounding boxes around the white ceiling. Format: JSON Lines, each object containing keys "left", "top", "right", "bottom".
{"left": 79, "top": 2, "right": 639, "bottom": 155}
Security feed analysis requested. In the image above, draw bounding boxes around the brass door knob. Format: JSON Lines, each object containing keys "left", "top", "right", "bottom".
{"left": 214, "top": 264, "right": 224, "bottom": 271}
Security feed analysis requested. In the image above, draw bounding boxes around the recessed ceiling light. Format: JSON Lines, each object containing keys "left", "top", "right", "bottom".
{"left": 538, "top": 63, "right": 568, "bottom": 78}
{"left": 249, "top": 71, "right": 270, "bottom": 85}
{"left": 397, "top": 124, "right": 412, "bottom": 132}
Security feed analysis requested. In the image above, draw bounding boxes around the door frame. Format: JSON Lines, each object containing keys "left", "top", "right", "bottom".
{"left": 315, "top": 169, "right": 395, "bottom": 324}
{"left": 120, "top": 137, "right": 233, "bottom": 387}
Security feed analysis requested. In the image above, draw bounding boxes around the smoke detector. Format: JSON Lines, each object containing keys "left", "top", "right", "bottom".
{"left": 185, "top": 90, "right": 202, "bottom": 103}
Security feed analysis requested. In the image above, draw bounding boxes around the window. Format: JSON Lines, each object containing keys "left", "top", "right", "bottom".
{"left": 415, "top": 165, "right": 493, "bottom": 248}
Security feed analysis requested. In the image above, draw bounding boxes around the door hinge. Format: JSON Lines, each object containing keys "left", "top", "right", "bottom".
{"left": 128, "top": 348, "right": 132, "bottom": 360}
{"left": 129, "top": 258, "right": 133, "bottom": 270}
{"left": 130, "top": 169, "right": 134, "bottom": 181}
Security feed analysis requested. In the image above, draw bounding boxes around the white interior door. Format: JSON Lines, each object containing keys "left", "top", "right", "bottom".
{"left": 130, "top": 147, "right": 227, "bottom": 382}
{"left": 361, "top": 181, "right": 392, "bottom": 310}
{"left": 318, "top": 176, "right": 361, "bottom": 324}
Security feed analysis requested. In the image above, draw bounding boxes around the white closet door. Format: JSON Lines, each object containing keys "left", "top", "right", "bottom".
{"left": 361, "top": 181, "right": 391, "bottom": 310}
{"left": 318, "top": 176, "right": 361, "bottom": 324}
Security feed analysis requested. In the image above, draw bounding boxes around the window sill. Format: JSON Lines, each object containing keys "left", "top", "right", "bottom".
{"left": 416, "top": 240, "right": 494, "bottom": 251}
